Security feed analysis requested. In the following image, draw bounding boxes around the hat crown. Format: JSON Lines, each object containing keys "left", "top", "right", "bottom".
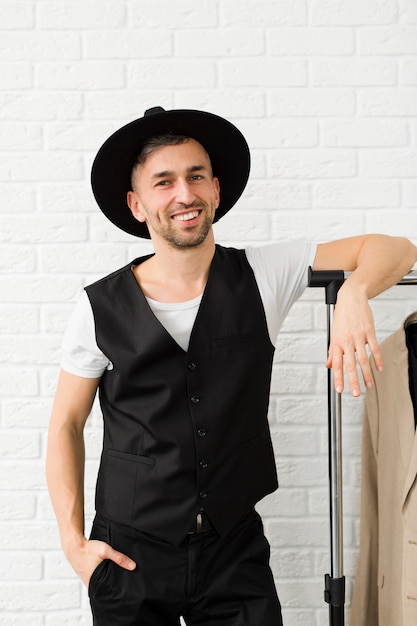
{"left": 144, "top": 106, "right": 166, "bottom": 117}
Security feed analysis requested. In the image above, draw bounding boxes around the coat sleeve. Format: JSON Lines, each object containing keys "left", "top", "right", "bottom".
{"left": 349, "top": 381, "right": 379, "bottom": 626}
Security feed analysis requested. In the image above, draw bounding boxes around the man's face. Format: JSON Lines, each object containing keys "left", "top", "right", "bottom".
{"left": 127, "top": 138, "right": 220, "bottom": 249}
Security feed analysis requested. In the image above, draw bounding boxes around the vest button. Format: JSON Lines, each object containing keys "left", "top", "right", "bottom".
{"left": 197, "top": 429, "right": 206, "bottom": 437}
{"left": 191, "top": 395, "right": 200, "bottom": 404}
{"left": 199, "top": 460, "right": 208, "bottom": 468}
{"left": 199, "top": 490, "right": 208, "bottom": 498}
{"left": 188, "top": 362, "right": 197, "bottom": 370}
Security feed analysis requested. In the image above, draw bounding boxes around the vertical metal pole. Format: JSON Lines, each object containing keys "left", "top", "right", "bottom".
{"left": 308, "top": 269, "right": 347, "bottom": 625}
{"left": 327, "top": 304, "right": 344, "bottom": 580}
{"left": 324, "top": 303, "right": 345, "bottom": 626}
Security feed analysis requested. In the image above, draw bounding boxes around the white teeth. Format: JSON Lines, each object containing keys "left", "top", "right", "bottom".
{"left": 173, "top": 210, "right": 199, "bottom": 221}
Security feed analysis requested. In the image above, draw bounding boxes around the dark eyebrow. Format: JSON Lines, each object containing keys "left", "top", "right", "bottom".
{"left": 151, "top": 169, "right": 174, "bottom": 181}
{"left": 150, "top": 164, "right": 209, "bottom": 181}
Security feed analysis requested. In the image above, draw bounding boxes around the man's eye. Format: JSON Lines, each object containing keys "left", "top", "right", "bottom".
{"left": 156, "top": 180, "right": 170, "bottom": 186}
{"left": 190, "top": 175, "right": 203, "bottom": 181}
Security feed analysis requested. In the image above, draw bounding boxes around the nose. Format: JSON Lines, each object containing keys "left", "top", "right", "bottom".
{"left": 174, "top": 178, "right": 196, "bottom": 205}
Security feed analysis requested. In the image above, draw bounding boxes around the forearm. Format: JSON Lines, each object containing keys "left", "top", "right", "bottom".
{"left": 46, "top": 422, "right": 86, "bottom": 557}
{"left": 46, "top": 371, "right": 135, "bottom": 585}
{"left": 342, "top": 235, "right": 417, "bottom": 300}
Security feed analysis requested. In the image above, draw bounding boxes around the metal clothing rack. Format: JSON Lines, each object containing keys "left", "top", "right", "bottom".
{"left": 308, "top": 268, "right": 417, "bottom": 626}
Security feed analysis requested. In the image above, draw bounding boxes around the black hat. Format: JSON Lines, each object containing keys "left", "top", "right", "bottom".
{"left": 91, "top": 106, "right": 251, "bottom": 238}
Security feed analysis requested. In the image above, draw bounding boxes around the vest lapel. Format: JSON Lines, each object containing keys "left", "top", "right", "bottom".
{"left": 128, "top": 258, "right": 188, "bottom": 354}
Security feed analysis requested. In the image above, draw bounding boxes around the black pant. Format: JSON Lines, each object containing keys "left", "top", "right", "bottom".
{"left": 89, "top": 510, "right": 283, "bottom": 626}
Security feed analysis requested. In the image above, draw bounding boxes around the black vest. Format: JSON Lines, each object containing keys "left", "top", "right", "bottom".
{"left": 85, "top": 245, "right": 278, "bottom": 545}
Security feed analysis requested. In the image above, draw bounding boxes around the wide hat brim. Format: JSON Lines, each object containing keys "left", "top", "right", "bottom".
{"left": 91, "top": 107, "right": 251, "bottom": 238}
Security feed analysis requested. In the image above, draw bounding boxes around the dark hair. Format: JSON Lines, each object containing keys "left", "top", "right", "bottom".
{"left": 132, "top": 133, "right": 190, "bottom": 170}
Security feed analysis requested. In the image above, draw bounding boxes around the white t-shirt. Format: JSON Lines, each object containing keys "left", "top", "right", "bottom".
{"left": 61, "top": 241, "right": 317, "bottom": 378}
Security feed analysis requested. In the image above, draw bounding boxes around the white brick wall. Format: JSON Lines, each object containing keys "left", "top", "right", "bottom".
{"left": 1, "top": 1, "right": 416, "bottom": 624}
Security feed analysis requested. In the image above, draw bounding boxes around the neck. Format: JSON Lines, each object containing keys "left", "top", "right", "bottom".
{"left": 135, "top": 230, "right": 216, "bottom": 303}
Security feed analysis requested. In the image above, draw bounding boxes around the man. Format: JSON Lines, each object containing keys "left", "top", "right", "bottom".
{"left": 46, "top": 106, "right": 417, "bottom": 625}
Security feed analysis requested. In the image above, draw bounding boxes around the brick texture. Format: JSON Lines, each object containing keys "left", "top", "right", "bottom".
{"left": 1, "top": 2, "right": 416, "bottom": 625}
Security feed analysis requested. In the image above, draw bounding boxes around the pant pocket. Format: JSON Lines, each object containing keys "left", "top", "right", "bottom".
{"left": 88, "top": 514, "right": 111, "bottom": 598}
{"left": 88, "top": 559, "right": 110, "bottom": 598}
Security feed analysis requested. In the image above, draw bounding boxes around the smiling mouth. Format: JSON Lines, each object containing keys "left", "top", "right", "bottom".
{"left": 172, "top": 210, "right": 201, "bottom": 222}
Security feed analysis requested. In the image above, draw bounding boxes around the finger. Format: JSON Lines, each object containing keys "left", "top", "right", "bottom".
{"left": 343, "top": 346, "right": 361, "bottom": 397}
{"left": 105, "top": 545, "right": 136, "bottom": 571}
{"left": 329, "top": 344, "right": 345, "bottom": 394}
{"left": 367, "top": 334, "right": 384, "bottom": 373}
{"left": 355, "top": 343, "right": 374, "bottom": 390}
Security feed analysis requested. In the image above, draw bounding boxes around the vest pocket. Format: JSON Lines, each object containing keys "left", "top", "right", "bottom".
{"left": 213, "top": 332, "right": 254, "bottom": 349}
{"left": 95, "top": 449, "right": 155, "bottom": 525}
{"left": 106, "top": 449, "right": 155, "bottom": 466}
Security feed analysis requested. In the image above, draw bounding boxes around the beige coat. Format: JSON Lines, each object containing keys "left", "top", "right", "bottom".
{"left": 349, "top": 314, "right": 417, "bottom": 626}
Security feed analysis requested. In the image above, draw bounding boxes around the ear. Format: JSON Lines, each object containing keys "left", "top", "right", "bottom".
{"left": 127, "top": 190, "right": 147, "bottom": 223}
{"left": 213, "top": 176, "right": 220, "bottom": 210}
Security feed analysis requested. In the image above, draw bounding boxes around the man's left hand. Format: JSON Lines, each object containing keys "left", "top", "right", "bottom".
{"left": 326, "top": 282, "right": 384, "bottom": 397}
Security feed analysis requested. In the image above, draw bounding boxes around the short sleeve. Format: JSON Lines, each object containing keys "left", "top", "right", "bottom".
{"left": 61, "top": 291, "right": 110, "bottom": 378}
{"left": 246, "top": 241, "right": 317, "bottom": 345}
